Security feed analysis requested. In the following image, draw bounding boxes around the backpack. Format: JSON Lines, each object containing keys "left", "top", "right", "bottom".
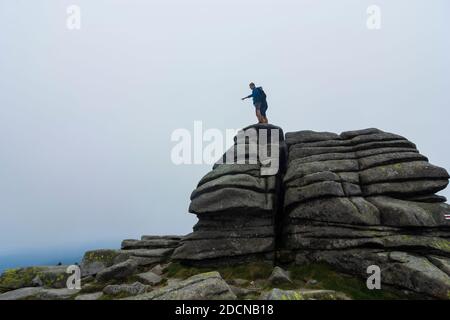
{"left": 258, "top": 87, "right": 267, "bottom": 100}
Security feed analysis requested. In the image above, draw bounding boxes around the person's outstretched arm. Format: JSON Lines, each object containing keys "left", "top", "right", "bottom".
{"left": 241, "top": 94, "right": 253, "bottom": 100}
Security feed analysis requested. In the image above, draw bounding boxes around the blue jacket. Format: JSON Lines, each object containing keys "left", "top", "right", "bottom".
{"left": 246, "top": 87, "right": 265, "bottom": 104}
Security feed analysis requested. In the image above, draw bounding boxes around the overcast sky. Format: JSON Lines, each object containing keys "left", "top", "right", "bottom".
{"left": 0, "top": 0, "right": 449, "bottom": 256}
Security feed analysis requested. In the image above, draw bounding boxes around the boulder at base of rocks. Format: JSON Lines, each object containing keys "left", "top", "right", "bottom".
{"left": 307, "top": 249, "right": 450, "bottom": 299}
{"left": 96, "top": 259, "right": 138, "bottom": 283}
{"left": 80, "top": 249, "right": 120, "bottom": 277}
{"left": 261, "top": 288, "right": 349, "bottom": 300}
{"left": 229, "top": 285, "right": 259, "bottom": 298}
{"left": 103, "top": 282, "right": 147, "bottom": 297}
{"left": 126, "top": 271, "right": 236, "bottom": 300}
{"left": 268, "top": 266, "right": 292, "bottom": 285}
{"left": 150, "top": 264, "right": 166, "bottom": 276}
{"left": 136, "top": 271, "right": 163, "bottom": 286}
{"left": 0, "top": 287, "right": 44, "bottom": 300}
{"left": 75, "top": 292, "right": 103, "bottom": 300}
{"left": 30, "top": 265, "right": 71, "bottom": 288}
{"left": 0, "top": 266, "right": 70, "bottom": 291}
{"left": 35, "top": 288, "right": 80, "bottom": 300}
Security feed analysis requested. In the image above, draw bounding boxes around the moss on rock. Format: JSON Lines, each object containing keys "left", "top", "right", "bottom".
{"left": 0, "top": 266, "right": 71, "bottom": 292}
{"left": 288, "top": 263, "right": 413, "bottom": 300}
{"left": 165, "top": 262, "right": 273, "bottom": 281}
{"left": 80, "top": 249, "right": 120, "bottom": 276}
{"left": 83, "top": 249, "right": 119, "bottom": 264}
{"left": 0, "top": 267, "right": 43, "bottom": 291}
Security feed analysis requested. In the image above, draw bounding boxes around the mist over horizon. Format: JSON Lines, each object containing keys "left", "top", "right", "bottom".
{"left": 1, "top": 1, "right": 449, "bottom": 271}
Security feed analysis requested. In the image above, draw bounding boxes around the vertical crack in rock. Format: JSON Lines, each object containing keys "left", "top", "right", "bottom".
{"left": 172, "top": 124, "right": 286, "bottom": 266}
{"left": 273, "top": 141, "right": 287, "bottom": 263}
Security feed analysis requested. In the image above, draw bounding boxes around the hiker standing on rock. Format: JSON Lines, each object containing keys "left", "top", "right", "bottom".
{"left": 242, "top": 82, "right": 269, "bottom": 124}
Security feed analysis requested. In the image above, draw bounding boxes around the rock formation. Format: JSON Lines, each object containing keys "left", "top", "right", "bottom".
{"left": 172, "top": 124, "right": 287, "bottom": 265}
{"left": 174, "top": 126, "right": 450, "bottom": 299}
{"left": 126, "top": 271, "right": 237, "bottom": 300}
{"left": 80, "top": 235, "right": 181, "bottom": 277}
{"left": 1, "top": 125, "right": 449, "bottom": 300}
{"left": 280, "top": 128, "right": 450, "bottom": 298}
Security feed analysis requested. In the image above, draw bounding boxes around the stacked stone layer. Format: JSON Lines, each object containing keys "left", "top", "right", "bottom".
{"left": 173, "top": 124, "right": 286, "bottom": 264}
{"left": 282, "top": 128, "right": 450, "bottom": 298}
{"left": 1, "top": 126, "right": 450, "bottom": 299}
{"left": 80, "top": 235, "right": 182, "bottom": 277}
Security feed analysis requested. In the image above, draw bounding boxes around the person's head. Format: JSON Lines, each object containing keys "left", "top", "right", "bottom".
{"left": 249, "top": 82, "right": 255, "bottom": 89}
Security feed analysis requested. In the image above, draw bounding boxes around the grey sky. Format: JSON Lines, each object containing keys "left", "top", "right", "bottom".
{"left": 0, "top": 0, "right": 449, "bottom": 255}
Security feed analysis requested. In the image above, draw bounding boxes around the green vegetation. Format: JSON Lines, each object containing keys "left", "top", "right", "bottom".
{"left": 165, "top": 261, "right": 411, "bottom": 300}
{"left": 279, "top": 291, "right": 305, "bottom": 300}
{"left": 0, "top": 267, "right": 42, "bottom": 291}
{"left": 39, "top": 271, "right": 67, "bottom": 288}
{"left": 288, "top": 263, "right": 408, "bottom": 300}
{"left": 99, "top": 292, "right": 131, "bottom": 300}
{"left": 2, "top": 260, "right": 418, "bottom": 300}
{"left": 83, "top": 250, "right": 118, "bottom": 264}
{"left": 432, "top": 239, "right": 450, "bottom": 252}
{"left": 165, "top": 262, "right": 273, "bottom": 281}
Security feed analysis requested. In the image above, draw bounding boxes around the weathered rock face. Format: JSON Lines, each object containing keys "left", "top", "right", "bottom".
{"left": 1, "top": 126, "right": 449, "bottom": 300}
{"left": 103, "top": 282, "right": 148, "bottom": 297}
{"left": 281, "top": 128, "right": 450, "bottom": 299}
{"left": 0, "top": 266, "right": 71, "bottom": 292}
{"left": 117, "top": 235, "right": 181, "bottom": 266}
{"left": 173, "top": 124, "right": 286, "bottom": 265}
{"left": 174, "top": 126, "right": 450, "bottom": 299}
{"left": 260, "top": 288, "right": 350, "bottom": 300}
{"left": 96, "top": 259, "right": 138, "bottom": 282}
{"left": 80, "top": 235, "right": 181, "bottom": 277}
{"left": 127, "top": 271, "right": 237, "bottom": 300}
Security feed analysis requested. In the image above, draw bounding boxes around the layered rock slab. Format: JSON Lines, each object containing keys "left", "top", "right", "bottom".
{"left": 127, "top": 271, "right": 236, "bottom": 300}
{"left": 173, "top": 124, "right": 286, "bottom": 265}
{"left": 282, "top": 128, "right": 450, "bottom": 298}
{"left": 80, "top": 235, "right": 182, "bottom": 277}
